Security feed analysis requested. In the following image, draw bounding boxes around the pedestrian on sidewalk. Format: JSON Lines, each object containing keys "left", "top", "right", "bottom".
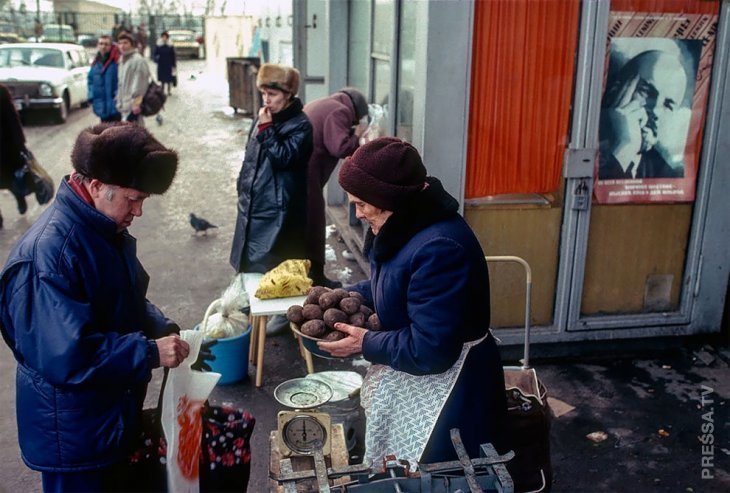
{"left": 116, "top": 32, "right": 150, "bottom": 125}
{"left": 0, "top": 122, "right": 191, "bottom": 492}
{"left": 0, "top": 83, "right": 32, "bottom": 225}
{"left": 153, "top": 31, "right": 176, "bottom": 96}
{"left": 229, "top": 63, "right": 312, "bottom": 335}
{"left": 303, "top": 87, "right": 369, "bottom": 288}
{"left": 318, "top": 137, "right": 509, "bottom": 465}
{"left": 87, "top": 35, "right": 121, "bottom": 123}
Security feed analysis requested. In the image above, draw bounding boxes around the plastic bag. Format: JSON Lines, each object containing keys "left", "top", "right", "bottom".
{"left": 161, "top": 330, "right": 221, "bottom": 493}
{"left": 201, "top": 274, "right": 249, "bottom": 339}
{"left": 360, "top": 103, "right": 387, "bottom": 145}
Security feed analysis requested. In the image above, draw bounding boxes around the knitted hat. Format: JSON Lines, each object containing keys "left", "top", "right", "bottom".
{"left": 71, "top": 122, "right": 178, "bottom": 194}
{"left": 256, "top": 63, "right": 300, "bottom": 95}
{"left": 339, "top": 87, "right": 368, "bottom": 121}
{"left": 338, "top": 137, "right": 427, "bottom": 211}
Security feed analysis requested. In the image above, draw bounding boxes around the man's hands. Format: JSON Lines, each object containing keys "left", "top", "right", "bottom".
{"left": 604, "top": 74, "right": 647, "bottom": 159}
{"left": 132, "top": 104, "right": 142, "bottom": 115}
{"left": 317, "top": 323, "right": 367, "bottom": 358}
{"left": 155, "top": 335, "right": 190, "bottom": 368}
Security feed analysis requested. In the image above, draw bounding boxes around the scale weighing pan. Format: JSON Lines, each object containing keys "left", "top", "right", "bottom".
{"left": 274, "top": 377, "right": 333, "bottom": 409}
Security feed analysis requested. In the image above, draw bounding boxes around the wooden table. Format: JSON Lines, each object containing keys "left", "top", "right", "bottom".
{"left": 269, "top": 423, "right": 350, "bottom": 492}
{"left": 243, "top": 273, "right": 313, "bottom": 387}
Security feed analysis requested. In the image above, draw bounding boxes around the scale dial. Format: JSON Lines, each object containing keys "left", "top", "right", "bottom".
{"left": 278, "top": 411, "right": 331, "bottom": 456}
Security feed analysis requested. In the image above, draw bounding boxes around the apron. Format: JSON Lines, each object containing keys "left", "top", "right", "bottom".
{"left": 361, "top": 333, "right": 489, "bottom": 467}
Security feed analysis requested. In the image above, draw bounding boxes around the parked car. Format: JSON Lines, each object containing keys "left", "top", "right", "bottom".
{"left": 0, "top": 21, "right": 22, "bottom": 44}
{"left": 39, "top": 24, "right": 76, "bottom": 43}
{"left": 167, "top": 29, "right": 199, "bottom": 58}
{"left": 0, "top": 43, "right": 90, "bottom": 123}
{"left": 76, "top": 33, "right": 98, "bottom": 47}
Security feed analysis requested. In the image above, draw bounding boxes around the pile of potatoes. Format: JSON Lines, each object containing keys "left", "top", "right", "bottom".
{"left": 286, "top": 286, "right": 381, "bottom": 341}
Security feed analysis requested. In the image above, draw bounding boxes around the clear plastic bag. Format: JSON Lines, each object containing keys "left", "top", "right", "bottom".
{"left": 360, "top": 103, "right": 387, "bottom": 145}
{"left": 200, "top": 274, "right": 249, "bottom": 339}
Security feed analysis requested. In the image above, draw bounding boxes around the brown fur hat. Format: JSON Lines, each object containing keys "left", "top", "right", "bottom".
{"left": 71, "top": 122, "right": 178, "bottom": 194}
{"left": 256, "top": 63, "right": 300, "bottom": 95}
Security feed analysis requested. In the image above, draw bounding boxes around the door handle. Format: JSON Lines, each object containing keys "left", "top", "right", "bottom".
{"left": 305, "top": 14, "right": 317, "bottom": 29}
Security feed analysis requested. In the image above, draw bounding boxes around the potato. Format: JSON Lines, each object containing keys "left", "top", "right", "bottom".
{"left": 332, "top": 288, "right": 350, "bottom": 302}
{"left": 359, "top": 305, "right": 374, "bottom": 318}
{"left": 286, "top": 305, "right": 305, "bottom": 324}
{"left": 348, "top": 291, "right": 365, "bottom": 302}
{"left": 306, "top": 286, "right": 330, "bottom": 305}
{"left": 318, "top": 291, "right": 340, "bottom": 310}
{"left": 367, "top": 313, "right": 382, "bottom": 331}
{"left": 339, "top": 297, "right": 361, "bottom": 315}
{"left": 301, "top": 319, "right": 327, "bottom": 338}
{"left": 302, "top": 303, "right": 324, "bottom": 321}
{"left": 349, "top": 311, "right": 366, "bottom": 327}
{"left": 324, "top": 330, "right": 346, "bottom": 342}
{"left": 323, "top": 308, "right": 348, "bottom": 329}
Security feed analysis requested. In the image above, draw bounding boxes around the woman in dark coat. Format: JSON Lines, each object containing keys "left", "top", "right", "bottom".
{"left": 229, "top": 63, "right": 313, "bottom": 274}
{"left": 319, "top": 137, "right": 509, "bottom": 466}
{"left": 0, "top": 83, "right": 29, "bottom": 226}
{"left": 153, "top": 32, "right": 176, "bottom": 95}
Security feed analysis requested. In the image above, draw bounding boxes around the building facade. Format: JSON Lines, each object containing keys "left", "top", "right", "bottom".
{"left": 293, "top": 0, "right": 730, "bottom": 348}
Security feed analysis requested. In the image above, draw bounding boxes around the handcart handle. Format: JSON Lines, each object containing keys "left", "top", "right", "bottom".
{"left": 485, "top": 256, "right": 532, "bottom": 369}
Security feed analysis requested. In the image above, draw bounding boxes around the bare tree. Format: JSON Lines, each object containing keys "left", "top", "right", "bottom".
{"left": 138, "top": 0, "right": 177, "bottom": 16}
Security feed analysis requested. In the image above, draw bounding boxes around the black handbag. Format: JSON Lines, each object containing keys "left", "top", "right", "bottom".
{"left": 11, "top": 149, "right": 54, "bottom": 205}
{"left": 141, "top": 80, "right": 167, "bottom": 116}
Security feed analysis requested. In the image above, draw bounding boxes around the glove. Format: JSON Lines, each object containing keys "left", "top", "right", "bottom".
{"left": 191, "top": 339, "right": 218, "bottom": 372}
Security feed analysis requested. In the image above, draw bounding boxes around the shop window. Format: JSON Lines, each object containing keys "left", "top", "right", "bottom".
{"left": 396, "top": 0, "right": 416, "bottom": 142}
{"left": 348, "top": 0, "right": 371, "bottom": 94}
{"left": 465, "top": 0, "right": 581, "bottom": 200}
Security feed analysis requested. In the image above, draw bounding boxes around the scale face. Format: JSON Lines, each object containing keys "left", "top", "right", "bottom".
{"left": 274, "top": 378, "right": 333, "bottom": 457}
{"left": 277, "top": 411, "right": 332, "bottom": 456}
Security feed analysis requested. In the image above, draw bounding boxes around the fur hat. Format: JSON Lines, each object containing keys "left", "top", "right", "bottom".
{"left": 338, "top": 137, "right": 427, "bottom": 211}
{"left": 71, "top": 122, "right": 178, "bottom": 194}
{"left": 256, "top": 63, "right": 300, "bottom": 95}
{"left": 340, "top": 87, "right": 368, "bottom": 121}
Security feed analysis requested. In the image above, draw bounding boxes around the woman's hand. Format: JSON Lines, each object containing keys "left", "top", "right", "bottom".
{"left": 258, "top": 106, "right": 273, "bottom": 124}
{"left": 317, "top": 322, "right": 367, "bottom": 357}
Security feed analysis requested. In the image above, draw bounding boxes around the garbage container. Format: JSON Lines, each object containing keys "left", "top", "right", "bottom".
{"left": 227, "top": 57, "right": 261, "bottom": 115}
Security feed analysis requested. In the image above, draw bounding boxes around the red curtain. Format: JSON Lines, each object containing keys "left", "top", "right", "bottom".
{"left": 465, "top": 0, "right": 581, "bottom": 198}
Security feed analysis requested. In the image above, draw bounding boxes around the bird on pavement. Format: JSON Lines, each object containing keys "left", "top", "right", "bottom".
{"left": 190, "top": 213, "right": 218, "bottom": 235}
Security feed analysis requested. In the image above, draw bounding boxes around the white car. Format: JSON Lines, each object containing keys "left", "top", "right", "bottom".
{"left": 0, "top": 43, "right": 90, "bottom": 123}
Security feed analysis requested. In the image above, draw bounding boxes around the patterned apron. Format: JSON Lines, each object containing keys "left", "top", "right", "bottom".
{"left": 361, "top": 333, "right": 488, "bottom": 467}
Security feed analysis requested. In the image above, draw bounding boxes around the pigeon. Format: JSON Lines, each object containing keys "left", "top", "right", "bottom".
{"left": 190, "top": 213, "right": 218, "bottom": 235}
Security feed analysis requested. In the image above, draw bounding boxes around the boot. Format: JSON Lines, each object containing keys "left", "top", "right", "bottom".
{"left": 309, "top": 262, "right": 342, "bottom": 289}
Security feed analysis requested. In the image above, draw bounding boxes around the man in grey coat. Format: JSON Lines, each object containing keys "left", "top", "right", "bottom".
{"left": 303, "top": 88, "right": 368, "bottom": 288}
{"left": 116, "top": 32, "right": 150, "bottom": 125}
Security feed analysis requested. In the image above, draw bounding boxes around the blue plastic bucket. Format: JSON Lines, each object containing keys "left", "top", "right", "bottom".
{"left": 195, "top": 324, "right": 251, "bottom": 385}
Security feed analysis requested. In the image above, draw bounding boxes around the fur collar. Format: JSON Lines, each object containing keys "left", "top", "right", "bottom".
{"left": 365, "top": 177, "right": 459, "bottom": 261}
{"left": 272, "top": 97, "right": 304, "bottom": 123}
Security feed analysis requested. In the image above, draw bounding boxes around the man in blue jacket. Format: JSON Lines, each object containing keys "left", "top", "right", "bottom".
{"left": 87, "top": 35, "right": 121, "bottom": 122}
{"left": 0, "top": 122, "right": 190, "bottom": 492}
{"left": 319, "top": 137, "right": 509, "bottom": 465}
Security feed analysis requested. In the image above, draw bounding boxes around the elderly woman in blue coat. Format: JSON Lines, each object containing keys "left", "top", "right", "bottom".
{"left": 318, "top": 137, "right": 509, "bottom": 465}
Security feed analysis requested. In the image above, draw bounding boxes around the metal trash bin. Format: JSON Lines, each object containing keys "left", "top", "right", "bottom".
{"left": 227, "top": 57, "right": 261, "bottom": 115}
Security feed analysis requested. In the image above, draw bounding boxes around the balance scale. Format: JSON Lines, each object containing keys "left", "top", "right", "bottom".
{"left": 274, "top": 377, "right": 334, "bottom": 457}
